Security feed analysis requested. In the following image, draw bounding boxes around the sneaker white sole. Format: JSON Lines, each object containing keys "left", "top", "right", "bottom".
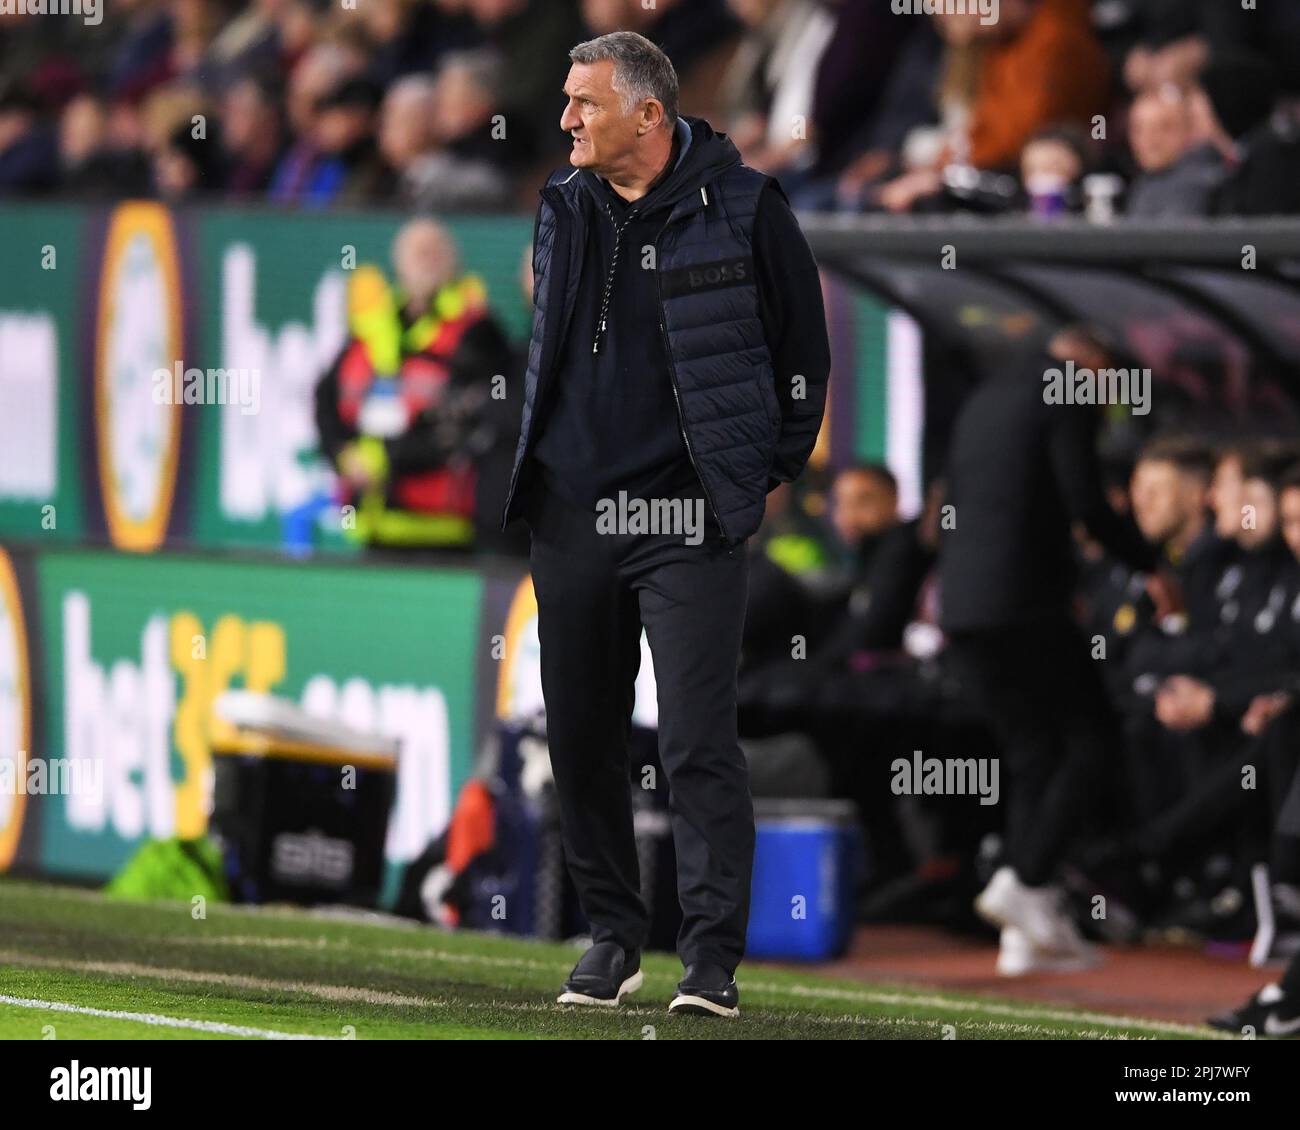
{"left": 975, "top": 878, "right": 1087, "bottom": 954}
{"left": 996, "top": 928, "right": 1101, "bottom": 977}
{"left": 668, "top": 993, "right": 740, "bottom": 1018}
{"left": 556, "top": 969, "right": 643, "bottom": 1006}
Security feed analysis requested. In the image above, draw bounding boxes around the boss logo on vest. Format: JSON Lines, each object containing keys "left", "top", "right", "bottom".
{"left": 660, "top": 256, "right": 754, "bottom": 299}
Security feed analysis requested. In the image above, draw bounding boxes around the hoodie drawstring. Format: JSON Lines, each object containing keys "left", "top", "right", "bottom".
{"left": 592, "top": 201, "right": 637, "bottom": 354}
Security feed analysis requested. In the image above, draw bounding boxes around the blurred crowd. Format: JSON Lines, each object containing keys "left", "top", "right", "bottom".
{"left": 3, "top": 0, "right": 1300, "bottom": 216}
{"left": 735, "top": 409, "right": 1300, "bottom": 954}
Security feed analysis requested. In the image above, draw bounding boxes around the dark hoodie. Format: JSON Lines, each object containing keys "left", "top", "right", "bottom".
{"left": 530, "top": 117, "right": 822, "bottom": 515}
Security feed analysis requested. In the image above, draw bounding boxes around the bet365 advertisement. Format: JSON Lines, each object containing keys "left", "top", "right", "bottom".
{"left": 0, "top": 543, "right": 503, "bottom": 885}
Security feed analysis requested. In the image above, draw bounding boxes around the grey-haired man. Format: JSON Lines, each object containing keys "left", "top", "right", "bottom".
{"left": 502, "top": 31, "right": 829, "bottom": 1017}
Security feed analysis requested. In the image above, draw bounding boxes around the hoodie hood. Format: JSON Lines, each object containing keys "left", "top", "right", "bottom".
{"left": 577, "top": 115, "right": 742, "bottom": 216}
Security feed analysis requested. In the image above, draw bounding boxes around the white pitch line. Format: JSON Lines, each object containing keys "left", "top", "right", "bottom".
{"left": 742, "top": 981, "right": 1234, "bottom": 1039}
{"left": 0, "top": 995, "right": 335, "bottom": 1040}
{"left": 0, "top": 953, "right": 889, "bottom": 1030}
{"left": 0, "top": 885, "right": 1229, "bottom": 1039}
{"left": 4, "top": 941, "right": 1221, "bottom": 1039}
{"left": 0, "top": 951, "right": 435, "bottom": 1008}
{"left": 148, "top": 933, "right": 1226, "bottom": 1039}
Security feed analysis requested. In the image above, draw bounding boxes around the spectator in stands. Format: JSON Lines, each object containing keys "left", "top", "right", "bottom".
{"left": 1120, "top": 441, "right": 1252, "bottom": 770}
{"left": 378, "top": 74, "right": 441, "bottom": 203}
{"left": 1188, "top": 53, "right": 1300, "bottom": 218}
{"left": 0, "top": 83, "right": 59, "bottom": 195}
{"left": 169, "top": 0, "right": 228, "bottom": 88}
{"left": 154, "top": 117, "right": 225, "bottom": 200}
{"left": 1125, "top": 85, "right": 1223, "bottom": 218}
{"left": 818, "top": 15, "right": 942, "bottom": 212}
{"left": 271, "top": 73, "right": 382, "bottom": 206}
{"left": 403, "top": 50, "right": 517, "bottom": 210}
{"left": 1210, "top": 440, "right": 1249, "bottom": 540}
{"left": 310, "top": 76, "right": 389, "bottom": 205}
{"left": 1112, "top": 0, "right": 1300, "bottom": 104}
{"left": 825, "top": 463, "right": 900, "bottom": 572}
{"left": 1019, "top": 125, "right": 1090, "bottom": 218}
{"left": 58, "top": 94, "right": 110, "bottom": 195}
{"left": 742, "top": 464, "right": 899, "bottom": 698}
{"left": 1240, "top": 465, "right": 1300, "bottom": 741}
{"left": 314, "top": 218, "right": 514, "bottom": 553}
{"left": 1116, "top": 3, "right": 1209, "bottom": 95}
{"left": 106, "top": 0, "right": 176, "bottom": 104}
{"left": 742, "top": 463, "right": 904, "bottom": 706}
{"left": 219, "top": 73, "right": 285, "bottom": 196}
{"left": 0, "top": 7, "right": 115, "bottom": 99}
{"left": 822, "top": 470, "right": 943, "bottom": 662}
{"left": 1119, "top": 456, "right": 1295, "bottom": 931}
{"left": 740, "top": 478, "right": 831, "bottom": 671}
{"left": 268, "top": 41, "right": 366, "bottom": 204}
{"left": 801, "top": 0, "right": 919, "bottom": 191}
{"left": 1129, "top": 437, "right": 1219, "bottom": 583}
{"left": 579, "top": 0, "right": 740, "bottom": 124}
{"left": 717, "top": 0, "right": 835, "bottom": 178}
{"left": 876, "top": 0, "right": 1110, "bottom": 213}
{"left": 464, "top": 0, "right": 585, "bottom": 166}
{"left": 1122, "top": 436, "right": 1223, "bottom": 741}
{"left": 201, "top": 0, "right": 289, "bottom": 92}
{"left": 1153, "top": 456, "right": 1292, "bottom": 735}
{"left": 359, "top": 0, "right": 475, "bottom": 87}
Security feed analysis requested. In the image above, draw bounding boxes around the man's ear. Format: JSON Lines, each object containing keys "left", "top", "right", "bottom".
{"left": 640, "top": 98, "right": 665, "bottom": 135}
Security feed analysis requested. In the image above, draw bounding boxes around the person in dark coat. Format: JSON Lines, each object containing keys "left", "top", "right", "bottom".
{"left": 939, "top": 324, "right": 1162, "bottom": 975}
{"left": 502, "top": 31, "right": 828, "bottom": 1017}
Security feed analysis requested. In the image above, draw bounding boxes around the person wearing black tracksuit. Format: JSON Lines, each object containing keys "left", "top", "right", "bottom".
{"left": 500, "top": 33, "right": 828, "bottom": 1015}
{"left": 939, "top": 328, "right": 1161, "bottom": 969}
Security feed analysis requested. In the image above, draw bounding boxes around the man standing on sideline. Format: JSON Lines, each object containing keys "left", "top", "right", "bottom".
{"left": 940, "top": 326, "right": 1163, "bottom": 976}
{"left": 500, "top": 31, "right": 829, "bottom": 1017}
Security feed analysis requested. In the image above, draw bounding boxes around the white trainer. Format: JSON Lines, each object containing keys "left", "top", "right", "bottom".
{"left": 975, "top": 865, "right": 1094, "bottom": 957}
{"left": 995, "top": 926, "right": 1101, "bottom": 977}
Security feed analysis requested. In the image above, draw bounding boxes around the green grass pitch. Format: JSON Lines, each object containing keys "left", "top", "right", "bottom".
{"left": 0, "top": 879, "right": 1224, "bottom": 1040}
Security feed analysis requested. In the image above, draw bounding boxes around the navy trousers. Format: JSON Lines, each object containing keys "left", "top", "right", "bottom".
{"left": 525, "top": 483, "right": 754, "bottom": 972}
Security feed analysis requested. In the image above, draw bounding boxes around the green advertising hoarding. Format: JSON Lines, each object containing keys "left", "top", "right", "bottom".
{"left": 0, "top": 206, "right": 89, "bottom": 544}
{"left": 25, "top": 546, "right": 486, "bottom": 882}
{"left": 0, "top": 202, "right": 535, "bottom": 554}
{"left": 0, "top": 201, "right": 916, "bottom": 553}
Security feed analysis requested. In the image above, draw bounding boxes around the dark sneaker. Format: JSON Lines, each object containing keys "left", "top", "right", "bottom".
{"left": 1208, "top": 983, "right": 1300, "bottom": 1038}
{"left": 668, "top": 962, "right": 739, "bottom": 1018}
{"left": 556, "top": 942, "right": 642, "bottom": 1007}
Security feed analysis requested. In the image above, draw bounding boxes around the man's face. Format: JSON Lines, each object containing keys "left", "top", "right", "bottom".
{"left": 380, "top": 89, "right": 433, "bottom": 167}
{"left": 1131, "top": 459, "right": 1200, "bottom": 544}
{"left": 830, "top": 470, "right": 898, "bottom": 548}
{"left": 1280, "top": 487, "right": 1300, "bottom": 562}
{"left": 1239, "top": 477, "right": 1278, "bottom": 550}
{"left": 560, "top": 60, "right": 639, "bottom": 172}
{"left": 1130, "top": 93, "right": 1192, "bottom": 173}
{"left": 315, "top": 105, "right": 370, "bottom": 154}
{"left": 393, "top": 223, "right": 454, "bottom": 303}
